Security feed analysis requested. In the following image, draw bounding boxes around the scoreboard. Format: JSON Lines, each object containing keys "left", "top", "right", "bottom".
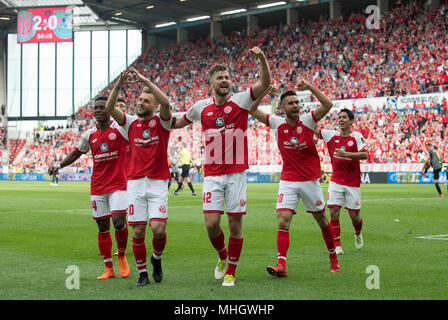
{"left": 17, "top": 7, "right": 73, "bottom": 43}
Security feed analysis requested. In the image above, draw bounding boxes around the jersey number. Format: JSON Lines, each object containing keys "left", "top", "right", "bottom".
{"left": 129, "top": 204, "right": 134, "bottom": 216}
{"left": 203, "top": 192, "right": 212, "bottom": 204}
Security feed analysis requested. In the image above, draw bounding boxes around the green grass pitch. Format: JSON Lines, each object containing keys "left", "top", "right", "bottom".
{"left": 0, "top": 181, "right": 447, "bottom": 300}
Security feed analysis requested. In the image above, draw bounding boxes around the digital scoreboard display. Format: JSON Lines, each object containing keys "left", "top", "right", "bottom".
{"left": 17, "top": 7, "right": 73, "bottom": 43}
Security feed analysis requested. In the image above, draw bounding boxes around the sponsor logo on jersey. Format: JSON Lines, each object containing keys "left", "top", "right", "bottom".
{"left": 100, "top": 143, "right": 109, "bottom": 152}
{"left": 215, "top": 117, "right": 225, "bottom": 127}
{"left": 142, "top": 129, "right": 151, "bottom": 139}
{"left": 341, "top": 146, "right": 346, "bottom": 151}
{"left": 290, "top": 136, "right": 298, "bottom": 144}
{"left": 108, "top": 132, "right": 117, "bottom": 141}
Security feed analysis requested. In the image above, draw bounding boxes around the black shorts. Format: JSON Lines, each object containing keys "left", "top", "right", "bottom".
{"left": 433, "top": 168, "right": 441, "bottom": 180}
{"left": 181, "top": 164, "right": 190, "bottom": 178}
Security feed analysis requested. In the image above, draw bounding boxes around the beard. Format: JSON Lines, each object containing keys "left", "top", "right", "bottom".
{"left": 137, "top": 107, "right": 152, "bottom": 118}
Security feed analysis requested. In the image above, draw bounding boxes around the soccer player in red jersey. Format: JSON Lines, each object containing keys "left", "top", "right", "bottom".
{"left": 48, "top": 96, "right": 130, "bottom": 280}
{"left": 315, "top": 108, "right": 368, "bottom": 254}
{"left": 250, "top": 80, "right": 341, "bottom": 276}
{"left": 106, "top": 67, "right": 172, "bottom": 287}
{"left": 172, "top": 47, "right": 271, "bottom": 286}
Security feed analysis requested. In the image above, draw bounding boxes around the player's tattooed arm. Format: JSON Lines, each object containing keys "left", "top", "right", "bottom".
{"left": 297, "top": 80, "right": 333, "bottom": 122}
{"left": 48, "top": 150, "right": 83, "bottom": 175}
{"left": 250, "top": 47, "right": 271, "bottom": 99}
{"left": 249, "top": 84, "right": 278, "bottom": 125}
{"left": 106, "top": 69, "right": 134, "bottom": 126}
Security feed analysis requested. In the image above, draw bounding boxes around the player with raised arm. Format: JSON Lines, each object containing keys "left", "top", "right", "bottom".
{"left": 172, "top": 47, "right": 271, "bottom": 286}
{"left": 48, "top": 96, "right": 130, "bottom": 280}
{"left": 250, "top": 80, "right": 341, "bottom": 277}
{"left": 422, "top": 143, "right": 444, "bottom": 198}
{"left": 315, "top": 108, "right": 368, "bottom": 254}
{"left": 105, "top": 67, "right": 172, "bottom": 287}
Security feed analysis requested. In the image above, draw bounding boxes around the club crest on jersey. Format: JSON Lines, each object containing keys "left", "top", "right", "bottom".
{"left": 108, "top": 133, "right": 116, "bottom": 140}
{"left": 224, "top": 106, "right": 232, "bottom": 114}
{"left": 100, "top": 143, "right": 108, "bottom": 152}
{"left": 239, "top": 199, "right": 246, "bottom": 207}
{"left": 315, "top": 200, "right": 323, "bottom": 206}
{"left": 215, "top": 117, "right": 225, "bottom": 127}
{"left": 296, "top": 127, "right": 302, "bottom": 134}
{"left": 142, "top": 129, "right": 151, "bottom": 139}
{"left": 159, "top": 205, "right": 167, "bottom": 214}
{"left": 347, "top": 140, "right": 354, "bottom": 147}
{"left": 290, "top": 136, "right": 298, "bottom": 144}
{"left": 149, "top": 119, "right": 156, "bottom": 128}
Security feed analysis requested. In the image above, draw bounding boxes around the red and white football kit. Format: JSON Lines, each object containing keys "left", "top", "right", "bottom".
{"left": 266, "top": 110, "right": 325, "bottom": 214}
{"left": 320, "top": 129, "right": 366, "bottom": 211}
{"left": 77, "top": 121, "right": 128, "bottom": 220}
{"left": 184, "top": 87, "right": 255, "bottom": 215}
{"left": 119, "top": 112, "right": 171, "bottom": 225}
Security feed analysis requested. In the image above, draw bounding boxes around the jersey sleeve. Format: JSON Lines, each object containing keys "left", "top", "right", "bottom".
{"left": 159, "top": 114, "right": 172, "bottom": 131}
{"left": 301, "top": 111, "right": 317, "bottom": 130}
{"left": 353, "top": 132, "right": 367, "bottom": 152}
{"left": 320, "top": 129, "right": 338, "bottom": 143}
{"left": 111, "top": 120, "right": 129, "bottom": 141}
{"left": 121, "top": 112, "right": 138, "bottom": 134}
{"left": 184, "top": 100, "right": 203, "bottom": 123}
{"left": 230, "top": 87, "right": 255, "bottom": 111}
{"left": 76, "top": 131, "right": 91, "bottom": 154}
{"left": 266, "top": 114, "right": 285, "bottom": 129}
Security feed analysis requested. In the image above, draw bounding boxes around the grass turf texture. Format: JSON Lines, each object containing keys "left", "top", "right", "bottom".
{"left": 0, "top": 181, "right": 446, "bottom": 300}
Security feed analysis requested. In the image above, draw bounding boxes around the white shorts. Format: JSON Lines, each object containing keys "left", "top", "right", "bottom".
{"left": 276, "top": 179, "right": 326, "bottom": 214}
{"left": 91, "top": 190, "right": 128, "bottom": 220}
{"left": 202, "top": 171, "right": 247, "bottom": 215}
{"left": 327, "top": 181, "right": 361, "bottom": 211}
{"left": 127, "top": 177, "right": 169, "bottom": 225}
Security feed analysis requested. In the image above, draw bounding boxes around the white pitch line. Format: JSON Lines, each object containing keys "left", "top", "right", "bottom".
{"left": 415, "top": 234, "right": 448, "bottom": 241}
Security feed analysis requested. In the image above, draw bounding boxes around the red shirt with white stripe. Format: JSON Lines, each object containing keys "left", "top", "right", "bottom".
{"left": 320, "top": 129, "right": 366, "bottom": 187}
{"left": 77, "top": 121, "right": 128, "bottom": 195}
{"left": 119, "top": 112, "right": 171, "bottom": 181}
{"left": 267, "top": 111, "right": 321, "bottom": 181}
{"left": 183, "top": 88, "right": 255, "bottom": 177}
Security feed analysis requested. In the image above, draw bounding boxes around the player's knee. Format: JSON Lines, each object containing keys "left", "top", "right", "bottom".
{"left": 96, "top": 218, "right": 110, "bottom": 233}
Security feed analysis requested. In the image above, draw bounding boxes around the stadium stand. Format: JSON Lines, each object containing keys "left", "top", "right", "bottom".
{"left": 12, "top": 0, "right": 448, "bottom": 172}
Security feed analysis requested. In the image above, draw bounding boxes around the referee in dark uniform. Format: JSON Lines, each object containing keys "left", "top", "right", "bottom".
{"left": 422, "top": 143, "right": 444, "bottom": 198}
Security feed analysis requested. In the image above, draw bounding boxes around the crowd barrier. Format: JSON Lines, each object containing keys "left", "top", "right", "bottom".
{"left": 1, "top": 171, "right": 446, "bottom": 184}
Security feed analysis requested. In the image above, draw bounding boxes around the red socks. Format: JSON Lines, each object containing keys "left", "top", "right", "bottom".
{"left": 330, "top": 220, "right": 341, "bottom": 247}
{"left": 209, "top": 229, "right": 228, "bottom": 261}
{"left": 132, "top": 236, "right": 147, "bottom": 273}
{"left": 353, "top": 218, "right": 363, "bottom": 235}
{"left": 320, "top": 224, "right": 336, "bottom": 256}
{"left": 226, "top": 237, "right": 243, "bottom": 276}
{"left": 277, "top": 228, "right": 289, "bottom": 266}
{"left": 152, "top": 234, "right": 167, "bottom": 259}
{"left": 98, "top": 231, "right": 113, "bottom": 268}
{"left": 114, "top": 224, "right": 128, "bottom": 257}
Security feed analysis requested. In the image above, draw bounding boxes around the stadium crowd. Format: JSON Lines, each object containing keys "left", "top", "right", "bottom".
{"left": 9, "top": 0, "right": 448, "bottom": 172}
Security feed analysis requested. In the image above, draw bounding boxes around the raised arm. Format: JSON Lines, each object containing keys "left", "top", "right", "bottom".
{"left": 249, "top": 47, "right": 271, "bottom": 99}
{"left": 48, "top": 149, "right": 83, "bottom": 175}
{"left": 296, "top": 80, "right": 333, "bottom": 122}
{"left": 129, "top": 67, "right": 171, "bottom": 120}
{"left": 249, "top": 84, "right": 277, "bottom": 126}
{"left": 106, "top": 69, "right": 134, "bottom": 125}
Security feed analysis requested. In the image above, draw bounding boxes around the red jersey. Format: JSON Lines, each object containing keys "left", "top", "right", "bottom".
{"left": 267, "top": 111, "right": 321, "bottom": 181}
{"left": 77, "top": 121, "right": 128, "bottom": 195}
{"left": 184, "top": 88, "right": 255, "bottom": 177}
{"left": 120, "top": 113, "right": 171, "bottom": 181}
{"left": 320, "top": 129, "right": 366, "bottom": 187}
